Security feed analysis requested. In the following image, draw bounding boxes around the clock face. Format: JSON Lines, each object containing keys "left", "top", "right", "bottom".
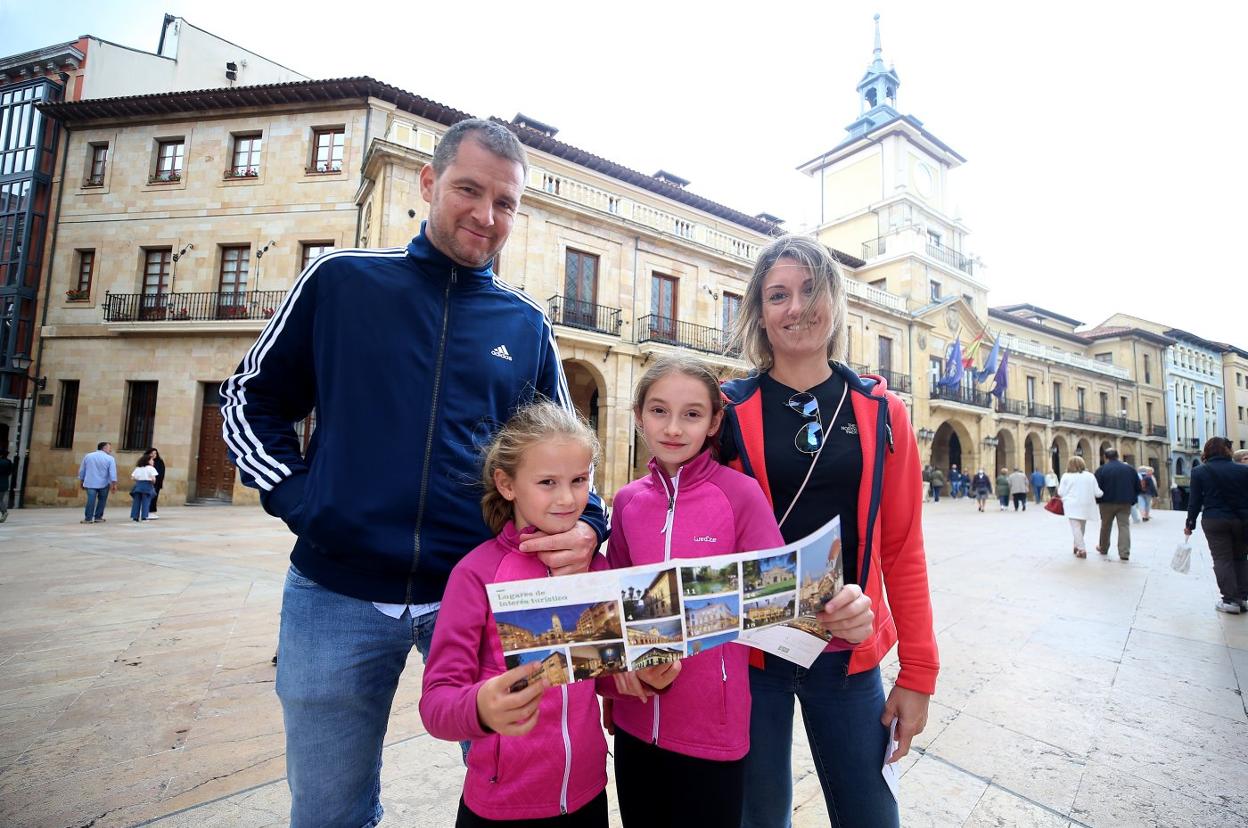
{"left": 915, "top": 162, "right": 934, "bottom": 198}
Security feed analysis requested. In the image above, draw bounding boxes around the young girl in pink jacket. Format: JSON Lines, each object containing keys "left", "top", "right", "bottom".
{"left": 421, "top": 402, "right": 649, "bottom": 826}
{"left": 606, "top": 355, "right": 784, "bottom": 826}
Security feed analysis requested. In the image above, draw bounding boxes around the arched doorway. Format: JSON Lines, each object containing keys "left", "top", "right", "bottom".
{"left": 1024, "top": 432, "right": 1045, "bottom": 475}
{"left": 561, "top": 359, "right": 608, "bottom": 489}
{"left": 1050, "top": 434, "right": 1067, "bottom": 475}
{"left": 1098, "top": 440, "right": 1114, "bottom": 466}
{"left": 932, "top": 421, "right": 972, "bottom": 476}
{"left": 1076, "top": 437, "right": 1093, "bottom": 464}
{"left": 994, "top": 428, "right": 1016, "bottom": 476}
{"left": 1176, "top": 457, "right": 1186, "bottom": 476}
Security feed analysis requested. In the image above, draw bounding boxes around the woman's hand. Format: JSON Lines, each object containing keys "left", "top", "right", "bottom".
{"left": 476, "top": 662, "right": 549, "bottom": 736}
{"left": 519, "top": 522, "right": 598, "bottom": 575}
{"left": 815, "top": 584, "right": 874, "bottom": 643}
{"left": 881, "top": 686, "right": 930, "bottom": 763}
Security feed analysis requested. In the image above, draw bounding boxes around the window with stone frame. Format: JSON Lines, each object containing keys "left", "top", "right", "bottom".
{"left": 309, "top": 127, "right": 345, "bottom": 173}
{"left": 228, "top": 133, "right": 262, "bottom": 177}
{"left": 122, "top": 381, "right": 158, "bottom": 451}
{"left": 70, "top": 250, "right": 94, "bottom": 298}
{"left": 86, "top": 143, "right": 107, "bottom": 186}
{"left": 53, "top": 380, "right": 79, "bottom": 449}
{"left": 152, "top": 139, "right": 184, "bottom": 182}
{"left": 217, "top": 246, "right": 250, "bottom": 314}
{"left": 301, "top": 242, "right": 335, "bottom": 271}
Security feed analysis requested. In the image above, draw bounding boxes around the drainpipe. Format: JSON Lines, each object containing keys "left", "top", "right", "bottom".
{"left": 626, "top": 235, "right": 640, "bottom": 476}
{"left": 354, "top": 104, "right": 373, "bottom": 246}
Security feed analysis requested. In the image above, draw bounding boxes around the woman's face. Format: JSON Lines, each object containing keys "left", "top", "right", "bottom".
{"left": 760, "top": 257, "right": 833, "bottom": 365}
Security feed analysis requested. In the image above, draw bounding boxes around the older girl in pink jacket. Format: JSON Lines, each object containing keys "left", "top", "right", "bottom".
{"left": 420, "top": 402, "right": 631, "bottom": 827}
{"left": 606, "top": 355, "right": 784, "bottom": 826}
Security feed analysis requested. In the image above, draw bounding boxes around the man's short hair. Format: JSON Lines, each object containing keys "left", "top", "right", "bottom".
{"left": 431, "top": 118, "right": 528, "bottom": 177}
{"left": 1103, "top": 448, "right": 1119, "bottom": 461}
{"left": 97, "top": 441, "right": 110, "bottom": 451}
{"left": 1233, "top": 449, "right": 1248, "bottom": 463}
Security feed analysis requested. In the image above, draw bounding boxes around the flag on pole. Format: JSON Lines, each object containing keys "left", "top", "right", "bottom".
{"left": 939, "top": 339, "right": 965, "bottom": 389}
{"left": 990, "top": 349, "right": 1010, "bottom": 399}
{"left": 962, "top": 331, "right": 985, "bottom": 369}
{"left": 975, "top": 334, "right": 1002, "bottom": 384}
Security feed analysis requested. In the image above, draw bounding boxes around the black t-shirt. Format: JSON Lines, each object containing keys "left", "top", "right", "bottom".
{"left": 760, "top": 372, "right": 862, "bottom": 584}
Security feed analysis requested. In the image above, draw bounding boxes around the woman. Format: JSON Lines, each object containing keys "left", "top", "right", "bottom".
{"left": 721, "top": 235, "right": 937, "bottom": 828}
{"left": 1045, "top": 470, "right": 1059, "bottom": 499}
{"left": 146, "top": 447, "right": 166, "bottom": 519}
{"left": 972, "top": 468, "right": 992, "bottom": 512}
{"left": 1057, "top": 456, "right": 1101, "bottom": 558}
{"left": 130, "top": 450, "right": 159, "bottom": 523}
{"left": 1137, "top": 466, "right": 1157, "bottom": 521}
{"left": 995, "top": 468, "right": 1011, "bottom": 511}
{"left": 929, "top": 466, "right": 945, "bottom": 502}
{"left": 1185, "top": 437, "right": 1248, "bottom": 614}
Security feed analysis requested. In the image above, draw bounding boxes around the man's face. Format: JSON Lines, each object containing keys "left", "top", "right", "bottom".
{"left": 420, "top": 136, "right": 524, "bottom": 268}
{"left": 102, "top": 443, "right": 113, "bottom": 454}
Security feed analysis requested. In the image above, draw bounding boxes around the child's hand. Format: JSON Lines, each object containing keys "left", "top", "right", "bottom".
{"left": 612, "top": 671, "right": 655, "bottom": 702}
{"left": 476, "top": 662, "right": 549, "bottom": 736}
{"left": 637, "top": 660, "right": 681, "bottom": 691}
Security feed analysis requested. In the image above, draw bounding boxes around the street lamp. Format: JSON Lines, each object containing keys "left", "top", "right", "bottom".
{"left": 983, "top": 436, "right": 999, "bottom": 448}
{"left": 917, "top": 427, "right": 936, "bottom": 442}
{"left": 7, "top": 354, "right": 46, "bottom": 511}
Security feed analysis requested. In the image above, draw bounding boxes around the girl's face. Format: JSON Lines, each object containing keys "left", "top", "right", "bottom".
{"left": 636, "top": 373, "right": 723, "bottom": 477}
{"left": 760, "top": 257, "right": 833, "bottom": 364}
{"left": 494, "top": 438, "right": 593, "bottom": 536}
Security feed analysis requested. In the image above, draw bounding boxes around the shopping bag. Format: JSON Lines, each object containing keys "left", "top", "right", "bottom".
{"left": 1171, "top": 539, "right": 1192, "bottom": 574}
{"left": 1043, "top": 496, "right": 1064, "bottom": 515}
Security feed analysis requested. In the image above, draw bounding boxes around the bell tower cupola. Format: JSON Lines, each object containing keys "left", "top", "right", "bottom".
{"left": 847, "top": 14, "right": 901, "bottom": 138}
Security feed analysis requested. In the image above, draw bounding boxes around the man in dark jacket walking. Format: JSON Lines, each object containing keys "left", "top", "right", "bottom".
{"left": 1094, "top": 449, "right": 1143, "bottom": 560}
{"left": 221, "top": 119, "right": 608, "bottom": 828}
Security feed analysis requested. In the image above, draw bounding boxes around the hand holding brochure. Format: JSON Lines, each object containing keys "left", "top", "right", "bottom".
{"left": 487, "top": 517, "right": 843, "bottom": 687}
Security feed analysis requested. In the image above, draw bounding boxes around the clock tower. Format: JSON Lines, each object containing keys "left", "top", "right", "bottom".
{"left": 798, "top": 15, "right": 985, "bottom": 316}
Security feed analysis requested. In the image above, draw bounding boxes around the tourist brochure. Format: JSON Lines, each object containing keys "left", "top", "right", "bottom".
{"left": 487, "top": 516, "right": 843, "bottom": 687}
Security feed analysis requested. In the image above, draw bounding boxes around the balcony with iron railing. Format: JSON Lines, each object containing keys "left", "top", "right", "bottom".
{"left": 876, "top": 368, "right": 912, "bottom": 394}
{"left": 925, "top": 243, "right": 975, "bottom": 276}
{"left": 547, "top": 295, "right": 623, "bottom": 337}
{"left": 636, "top": 315, "right": 740, "bottom": 358}
{"left": 102, "top": 291, "right": 288, "bottom": 322}
{"left": 931, "top": 385, "right": 993, "bottom": 408}
{"left": 1148, "top": 424, "right": 1168, "bottom": 439}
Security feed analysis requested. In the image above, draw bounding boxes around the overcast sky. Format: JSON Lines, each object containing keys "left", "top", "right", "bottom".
{"left": 3, "top": 0, "right": 1245, "bottom": 347}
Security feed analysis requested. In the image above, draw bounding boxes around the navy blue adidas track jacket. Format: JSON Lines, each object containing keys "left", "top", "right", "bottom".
{"left": 220, "top": 227, "right": 607, "bottom": 604}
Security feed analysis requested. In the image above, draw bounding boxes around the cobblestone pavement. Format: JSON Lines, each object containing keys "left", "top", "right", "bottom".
{"left": 1, "top": 500, "right": 1245, "bottom": 827}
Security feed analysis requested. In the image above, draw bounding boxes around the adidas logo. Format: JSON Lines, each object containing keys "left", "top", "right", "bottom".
{"left": 491, "top": 344, "right": 513, "bottom": 361}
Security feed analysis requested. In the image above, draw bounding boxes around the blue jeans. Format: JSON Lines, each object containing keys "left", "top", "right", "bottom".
{"left": 1033, "top": 485, "right": 1044, "bottom": 504}
{"left": 931, "top": 485, "right": 941, "bottom": 502}
{"left": 741, "top": 651, "right": 898, "bottom": 828}
{"left": 84, "top": 486, "right": 110, "bottom": 520}
{"left": 130, "top": 491, "right": 153, "bottom": 520}
{"left": 276, "top": 566, "right": 439, "bottom": 828}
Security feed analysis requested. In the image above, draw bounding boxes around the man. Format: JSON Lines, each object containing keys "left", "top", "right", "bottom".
{"left": 929, "top": 466, "right": 945, "bottom": 502}
{"left": 1094, "top": 448, "right": 1143, "bottom": 561}
{"left": 77, "top": 441, "right": 117, "bottom": 524}
{"left": 0, "top": 448, "right": 13, "bottom": 522}
{"left": 922, "top": 464, "right": 932, "bottom": 502}
{"left": 1008, "top": 467, "right": 1029, "bottom": 510}
{"left": 1029, "top": 467, "right": 1046, "bottom": 504}
{"left": 220, "top": 119, "right": 608, "bottom": 828}
{"left": 949, "top": 464, "right": 962, "bottom": 499}
{"left": 1234, "top": 449, "right": 1248, "bottom": 465}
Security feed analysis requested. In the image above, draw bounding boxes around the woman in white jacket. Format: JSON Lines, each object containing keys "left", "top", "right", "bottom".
{"left": 1057, "top": 456, "right": 1103, "bottom": 558}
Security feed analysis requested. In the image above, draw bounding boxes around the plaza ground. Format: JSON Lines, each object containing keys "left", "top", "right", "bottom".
{"left": 1, "top": 499, "right": 1245, "bottom": 827}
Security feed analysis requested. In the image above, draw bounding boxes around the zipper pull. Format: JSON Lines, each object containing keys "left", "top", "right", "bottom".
{"left": 721, "top": 653, "right": 727, "bottom": 682}
{"left": 451, "top": 266, "right": 458, "bottom": 285}
{"left": 885, "top": 423, "right": 895, "bottom": 453}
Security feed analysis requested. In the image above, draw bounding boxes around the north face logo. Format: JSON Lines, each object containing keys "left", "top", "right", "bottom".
{"left": 491, "top": 345, "right": 512, "bottom": 361}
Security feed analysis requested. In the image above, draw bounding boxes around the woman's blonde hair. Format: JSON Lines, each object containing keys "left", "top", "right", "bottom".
{"left": 481, "top": 400, "right": 600, "bottom": 535}
{"left": 729, "top": 234, "right": 848, "bottom": 372}
{"left": 1066, "top": 456, "right": 1086, "bottom": 473}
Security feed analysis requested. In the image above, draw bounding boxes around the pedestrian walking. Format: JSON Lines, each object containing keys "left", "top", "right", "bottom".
{"left": 78, "top": 441, "right": 117, "bottom": 524}
{"left": 949, "top": 465, "right": 963, "bottom": 499}
{"left": 723, "top": 234, "right": 936, "bottom": 828}
{"left": 1136, "top": 466, "right": 1157, "bottom": 522}
{"left": 1009, "top": 468, "right": 1028, "bottom": 511}
{"left": 1184, "top": 437, "right": 1248, "bottom": 614}
{"left": 930, "top": 467, "right": 945, "bottom": 502}
{"left": 146, "top": 447, "right": 166, "bottom": 519}
{"left": 996, "top": 468, "right": 1010, "bottom": 510}
{"left": 219, "top": 119, "right": 608, "bottom": 827}
{"left": 1094, "top": 449, "right": 1142, "bottom": 560}
{"left": 1045, "top": 470, "right": 1059, "bottom": 499}
{"left": 971, "top": 469, "right": 991, "bottom": 511}
{"left": 0, "top": 448, "right": 12, "bottom": 522}
{"left": 922, "top": 465, "right": 932, "bottom": 502}
{"left": 129, "top": 451, "right": 159, "bottom": 523}
{"left": 1030, "top": 468, "right": 1046, "bottom": 504}
{"left": 1057, "top": 456, "right": 1102, "bottom": 558}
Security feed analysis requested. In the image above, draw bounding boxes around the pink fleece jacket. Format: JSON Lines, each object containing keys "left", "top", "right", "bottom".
{"left": 419, "top": 523, "right": 608, "bottom": 821}
{"left": 605, "top": 449, "right": 784, "bottom": 761}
